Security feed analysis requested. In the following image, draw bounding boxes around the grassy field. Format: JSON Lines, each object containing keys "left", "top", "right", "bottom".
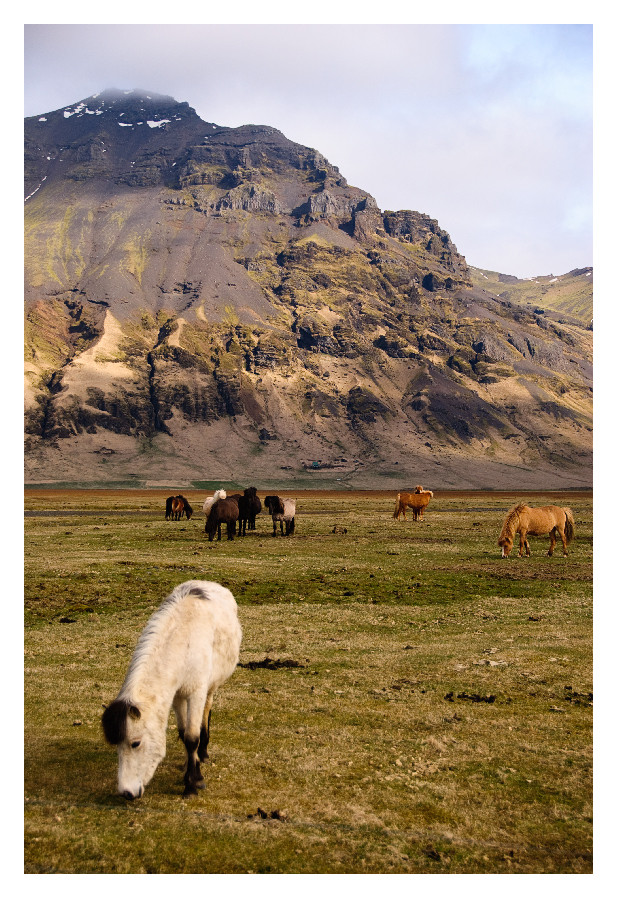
{"left": 24, "top": 488, "right": 593, "bottom": 874}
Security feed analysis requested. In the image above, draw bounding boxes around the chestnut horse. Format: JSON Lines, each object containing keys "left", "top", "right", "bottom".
{"left": 393, "top": 486, "right": 434, "bottom": 521}
{"left": 172, "top": 496, "right": 193, "bottom": 521}
{"left": 166, "top": 495, "right": 193, "bottom": 521}
{"left": 498, "top": 504, "right": 575, "bottom": 557}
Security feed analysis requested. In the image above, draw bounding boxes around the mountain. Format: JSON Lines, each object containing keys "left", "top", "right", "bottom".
{"left": 469, "top": 266, "right": 593, "bottom": 327}
{"left": 24, "top": 90, "right": 592, "bottom": 489}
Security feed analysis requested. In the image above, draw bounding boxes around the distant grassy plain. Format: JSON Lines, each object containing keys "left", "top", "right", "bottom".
{"left": 24, "top": 488, "right": 592, "bottom": 874}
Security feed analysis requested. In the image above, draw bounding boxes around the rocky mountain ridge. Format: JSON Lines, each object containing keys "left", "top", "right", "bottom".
{"left": 24, "top": 90, "right": 592, "bottom": 489}
{"left": 469, "top": 266, "right": 593, "bottom": 327}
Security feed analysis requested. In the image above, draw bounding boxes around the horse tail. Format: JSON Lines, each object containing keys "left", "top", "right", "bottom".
{"left": 393, "top": 493, "right": 401, "bottom": 519}
{"left": 563, "top": 507, "right": 575, "bottom": 545}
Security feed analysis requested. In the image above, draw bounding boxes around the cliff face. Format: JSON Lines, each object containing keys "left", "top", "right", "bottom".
{"left": 24, "top": 90, "right": 592, "bottom": 488}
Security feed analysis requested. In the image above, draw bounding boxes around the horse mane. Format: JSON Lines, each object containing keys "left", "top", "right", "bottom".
{"left": 499, "top": 503, "right": 527, "bottom": 541}
{"left": 179, "top": 496, "right": 193, "bottom": 518}
{"left": 265, "top": 495, "right": 285, "bottom": 515}
{"left": 119, "top": 582, "right": 211, "bottom": 699}
{"left": 102, "top": 698, "right": 130, "bottom": 744}
{"left": 203, "top": 489, "right": 227, "bottom": 515}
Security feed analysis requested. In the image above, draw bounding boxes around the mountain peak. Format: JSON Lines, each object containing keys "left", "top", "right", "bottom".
{"left": 30, "top": 87, "right": 202, "bottom": 127}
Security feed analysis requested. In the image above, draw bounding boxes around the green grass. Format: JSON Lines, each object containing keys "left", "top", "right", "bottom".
{"left": 24, "top": 490, "right": 592, "bottom": 873}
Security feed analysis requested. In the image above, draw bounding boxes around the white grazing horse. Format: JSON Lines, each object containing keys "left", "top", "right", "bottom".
{"left": 203, "top": 489, "right": 226, "bottom": 516}
{"left": 102, "top": 580, "right": 242, "bottom": 799}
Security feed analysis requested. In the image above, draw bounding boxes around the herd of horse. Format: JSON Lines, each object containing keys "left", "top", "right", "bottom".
{"left": 103, "top": 488, "right": 579, "bottom": 799}
{"left": 164, "top": 485, "right": 576, "bottom": 557}
{"left": 166, "top": 487, "right": 295, "bottom": 541}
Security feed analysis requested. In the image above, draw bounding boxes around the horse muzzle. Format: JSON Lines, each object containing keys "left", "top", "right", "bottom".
{"left": 121, "top": 785, "right": 143, "bottom": 800}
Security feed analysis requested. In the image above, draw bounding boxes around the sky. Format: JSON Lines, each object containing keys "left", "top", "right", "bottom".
{"left": 23, "top": 20, "right": 592, "bottom": 279}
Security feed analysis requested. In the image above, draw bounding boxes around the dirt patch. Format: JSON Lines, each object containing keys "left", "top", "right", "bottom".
{"left": 238, "top": 657, "right": 306, "bottom": 671}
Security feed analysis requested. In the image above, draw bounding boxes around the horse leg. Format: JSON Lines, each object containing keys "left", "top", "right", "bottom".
{"left": 198, "top": 694, "right": 214, "bottom": 762}
{"left": 227, "top": 521, "right": 235, "bottom": 540}
{"left": 182, "top": 692, "right": 208, "bottom": 796}
{"left": 556, "top": 525, "right": 568, "bottom": 556}
{"left": 518, "top": 529, "right": 527, "bottom": 556}
{"left": 548, "top": 524, "right": 568, "bottom": 555}
{"left": 217, "top": 523, "right": 222, "bottom": 541}
{"left": 173, "top": 695, "right": 188, "bottom": 744}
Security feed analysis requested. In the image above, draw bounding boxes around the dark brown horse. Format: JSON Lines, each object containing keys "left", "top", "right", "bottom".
{"left": 222, "top": 488, "right": 263, "bottom": 536}
{"left": 236, "top": 487, "right": 262, "bottom": 535}
{"left": 205, "top": 497, "right": 239, "bottom": 541}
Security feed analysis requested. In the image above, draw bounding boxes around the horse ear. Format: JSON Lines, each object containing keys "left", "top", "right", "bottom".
{"left": 128, "top": 704, "right": 141, "bottom": 720}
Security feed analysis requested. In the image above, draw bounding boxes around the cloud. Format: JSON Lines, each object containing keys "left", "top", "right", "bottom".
{"left": 24, "top": 23, "right": 592, "bottom": 277}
